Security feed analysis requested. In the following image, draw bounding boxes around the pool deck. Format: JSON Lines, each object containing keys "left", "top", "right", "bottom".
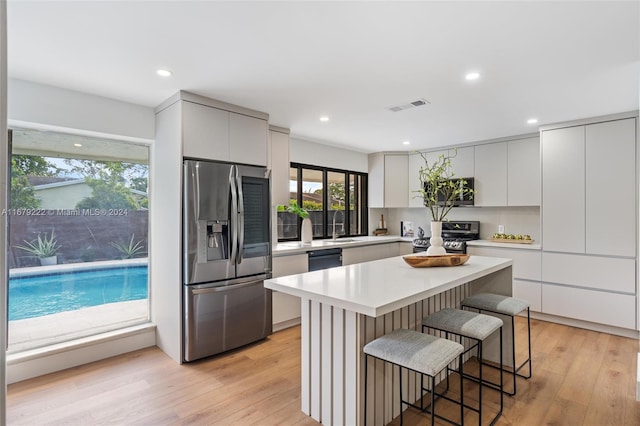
{"left": 8, "top": 299, "right": 149, "bottom": 353}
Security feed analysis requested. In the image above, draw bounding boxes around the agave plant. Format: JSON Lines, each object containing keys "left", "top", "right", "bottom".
{"left": 111, "top": 234, "right": 146, "bottom": 259}
{"left": 15, "top": 230, "right": 61, "bottom": 258}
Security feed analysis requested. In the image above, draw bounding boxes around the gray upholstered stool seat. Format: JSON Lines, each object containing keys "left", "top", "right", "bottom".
{"left": 461, "top": 293, "right": 529, "bottom": 316}
{"left": 422, "top": 308, "right": 504, "bottom": 425}
{"left": 363, "top": 328, "right": 464, "bottom": 376}
{"left": 363, "top": 328, "right": 465, "bottom": 425}
{"left": 422, "top": 308, "right": 503, "bottom": 341}
{"left": 462, "top": 293, "right": 533, "bottom": 396}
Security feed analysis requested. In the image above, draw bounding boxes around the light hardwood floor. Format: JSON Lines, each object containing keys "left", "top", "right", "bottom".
{"left": 7, "top": 318, "right": 640, "bottom": 425}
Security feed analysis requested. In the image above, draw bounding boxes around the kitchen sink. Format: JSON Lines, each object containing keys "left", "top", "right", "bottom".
{"left": 318, "top": 239, "right": 358, "bottom": 245}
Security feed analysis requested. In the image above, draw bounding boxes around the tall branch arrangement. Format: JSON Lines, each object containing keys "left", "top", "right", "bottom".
{"left": 414, "top": 150, "right": 474, "bottom": 221}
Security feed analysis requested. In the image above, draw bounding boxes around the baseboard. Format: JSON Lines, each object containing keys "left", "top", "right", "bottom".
{"left": 7, "top": 323, "right": 156, "bottom": 384}
{"left": 273, "top": 317, "right": 301, "bottom": 332}
{"left": 529, "top": 311, "right": 639, "bottom": 339}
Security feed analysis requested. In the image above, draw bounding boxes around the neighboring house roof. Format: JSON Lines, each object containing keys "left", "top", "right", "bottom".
{"left": 29, "top": 177, "right": 148, "bottom": 210}
{"left": 32, "top": 177, "right": 86, "bottom": 190}
{"left": 27, "top": 176, "right": 78, "bottom": 187}
{"left": 31, "top": 177, "right": 147, "bottom": 196}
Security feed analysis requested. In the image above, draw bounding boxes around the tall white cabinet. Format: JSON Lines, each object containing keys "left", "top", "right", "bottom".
{"left": 542, "top": 118, "right": 636, "bottom": 256}
{"left": 541, "top": 126, "right": 585, "bottom": 253}
{"left": 540, "top": 116, "right": 637, "bottom": 331}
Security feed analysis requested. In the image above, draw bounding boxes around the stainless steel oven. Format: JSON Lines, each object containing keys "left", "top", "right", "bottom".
{"left": 412, "top": 220, "right": 480, "bottom": 254}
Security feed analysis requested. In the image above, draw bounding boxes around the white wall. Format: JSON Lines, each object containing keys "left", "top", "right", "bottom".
{"left": 290, "top": 137, "right": 368, "bottom": 172}
{"left": 8, "top": 78, "right": 154, "bottom": 140}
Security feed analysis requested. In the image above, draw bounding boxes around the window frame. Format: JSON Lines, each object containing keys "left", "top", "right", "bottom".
{"left": 280, "top": 162, "right": 368, "bottom": 242}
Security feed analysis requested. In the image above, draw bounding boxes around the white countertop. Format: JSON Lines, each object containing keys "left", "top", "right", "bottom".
{"left": 273, "top": 235, "right": 412, "bottom": 256}
{"left": 467, "top": 239, "right": 541, "bottom": 250}
{"left": 264, "top": 254, "right": 512, "bottom": 317}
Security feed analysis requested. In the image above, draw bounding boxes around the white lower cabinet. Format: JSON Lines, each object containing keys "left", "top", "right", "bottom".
{"left": 541, "top": 252, "right": 636, "bottom": 330}
{"left": 272, "top": 253, "right": 308, "bottom": 329}
{"left": 513, "top": 279, "right": 541, "bottom": 312}
{"left": 467, "top": 246, "right": 541, "bottom": 312}
{"left": 342, "top": 243, "right": 399, "bottom": 265}
{"left": 541, "top": 284, "right": 635, "bottom": 330}
{"left": 398, "top": 242, "right": 413, "bottom": 256}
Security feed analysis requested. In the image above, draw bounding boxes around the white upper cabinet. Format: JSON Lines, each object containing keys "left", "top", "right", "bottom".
{"left": 268, "top": 127, "right": 290, "bottom": 207}
{"left": 181, "top": 98, "right": 268, "bottom": 166}
{"left": 542, "top": 125, "right": 585, "bottom": 253}
{"left": 182, "top": 101, "right": 229, "bottom": 160}
{"left": 507, "top": 137, "right": 540, "bottom": 206}
{"left": 585, "top": 119, "right": 636, "bottom": 257}
{"left": 474, "top": 142, "right": 507, "bottom": 206}
{"left": 384, "top": 155, "right": 409, "bottom": 207}
{"left": 423, "top": 147, "right": 474, "bottom": 178}
{"left": 229, "top": 112, "right": 268, "bottom": 166}
{"left": 408, "top": 153, "right": 424, "bottom": 207}
{"left": 368, "top": 153, "right": 409, "bottom": 208}
{"left": 450, "top": 146, "right": 474, "bottom": 178}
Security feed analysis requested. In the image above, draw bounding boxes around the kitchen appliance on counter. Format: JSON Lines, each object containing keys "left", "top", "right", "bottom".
{"left": 412, "top": 220, "right": 480, "bottom": 254}
{"left": 183, "top": 159, "right": 272, "bottom": 362}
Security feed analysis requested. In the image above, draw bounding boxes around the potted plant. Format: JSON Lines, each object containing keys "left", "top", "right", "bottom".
{"left": 16, "top": 230, "right": 61, "bottom": 265}
{"left": 277, "top": 200, "right": 312, "bottom": 244}
{"left": 414, "top": 150, "right": 474, "bottom": 255}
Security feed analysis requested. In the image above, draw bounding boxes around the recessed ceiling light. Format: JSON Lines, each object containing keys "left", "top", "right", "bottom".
{"left": 73, "top": 143, "right": 82, "bottom": 147}
{"left": 156, "top": 69, "right": 172, "bottom": 77}
{"left": 319, "top": 116, "right": 330, "bottom": 122}
{"left": 527, "top": 118, "right": 538, "bottom": 124}
{"left": 465, "top": 72, "right": 480, "bottom": 81}
{"left": 402, "top": 141, "right": 411, "bottom": 145}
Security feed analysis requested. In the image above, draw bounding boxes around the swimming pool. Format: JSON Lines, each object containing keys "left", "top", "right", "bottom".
{"left": 9, "top": 265, "right": 148, "bottom": 321}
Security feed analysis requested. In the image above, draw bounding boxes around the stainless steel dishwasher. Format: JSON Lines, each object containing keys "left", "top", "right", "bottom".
{"left": 308, "top": 248, "right": 343, "bottom": 271}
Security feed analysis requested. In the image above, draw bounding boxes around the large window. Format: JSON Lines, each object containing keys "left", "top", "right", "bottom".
{"left": 7, "top": 128, "right": 149, "bottom": 353}
{"left": 278, "top": 163, "right": 367, "bottom": 241}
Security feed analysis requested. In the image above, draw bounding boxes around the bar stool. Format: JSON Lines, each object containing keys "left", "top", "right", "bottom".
{"left": 461, "top": 293, "right": 532, "bottom": 396}
{"left": 363, "top": 328, "right": 465, "bottom": 426}
{"left": 422, "top": 308, "right": 504, "bottom": 426}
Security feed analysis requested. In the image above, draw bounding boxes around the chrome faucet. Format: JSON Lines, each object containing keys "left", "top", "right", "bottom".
{"left": 332, "top": 210, "right": 342, "bottom": 240}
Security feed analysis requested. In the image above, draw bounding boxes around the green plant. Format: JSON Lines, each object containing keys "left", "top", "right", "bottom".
{"left": 413, "top": 149, "right": 475, "bottom": 221}
{"left": 15, "top": 230, "right": 61, "bottom": 258}
{"left": 110, "top": 234, "right": 146, "bottom": 259}
{"left": 277, "top": 200, "right": 309, "bottom": 219}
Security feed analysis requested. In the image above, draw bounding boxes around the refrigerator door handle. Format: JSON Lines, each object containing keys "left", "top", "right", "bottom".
{"left": 191, "top": 278, "right": 265, "bottom": 294}
{"left": 229, "top": 165, "right": 238, "bottom": 265}
{"left": 236, "top": 169, "right": 244, "bottom": 265}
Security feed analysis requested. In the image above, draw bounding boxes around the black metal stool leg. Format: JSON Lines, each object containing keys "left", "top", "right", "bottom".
{"left": 364, "top": 354, "right": 368, "bottom": 426}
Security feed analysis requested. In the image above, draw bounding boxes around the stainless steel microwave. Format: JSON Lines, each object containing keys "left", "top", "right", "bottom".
{"left": 425, "top": 177, "right": 474, "bottom": 206}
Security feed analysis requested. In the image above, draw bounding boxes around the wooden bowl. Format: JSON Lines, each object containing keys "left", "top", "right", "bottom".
{"left": 402, "top": 254, "right": 470, "bottom": 268}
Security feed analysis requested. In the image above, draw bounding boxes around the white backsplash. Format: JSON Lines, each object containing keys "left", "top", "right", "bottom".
{"left": 370, "top": 206, "right": 541, "bottom": 241}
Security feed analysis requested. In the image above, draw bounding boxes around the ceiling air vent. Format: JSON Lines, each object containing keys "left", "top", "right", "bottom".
{"left": 387, "top": 98, "right": 431, "bottom": 112}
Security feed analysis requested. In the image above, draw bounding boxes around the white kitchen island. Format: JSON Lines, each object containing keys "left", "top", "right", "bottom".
{"left": 264, "top": 254, "right": 513, "bottom": 426}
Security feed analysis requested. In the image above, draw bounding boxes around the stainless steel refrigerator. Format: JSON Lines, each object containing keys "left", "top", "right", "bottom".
{"left": 183, "top": 159, "right": 272, "bottom": 362}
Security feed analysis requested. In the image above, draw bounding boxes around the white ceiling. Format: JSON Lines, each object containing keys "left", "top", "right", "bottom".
{"left": 6, "top": 1, "right": 640, "bottom": 153}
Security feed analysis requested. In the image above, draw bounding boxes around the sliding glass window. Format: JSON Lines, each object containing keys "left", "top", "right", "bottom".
{"left": 7, "top": 128, "right": 149, "bottom": 353}
{"left": 278, "top": 163, "right": 367, "bottom": 241}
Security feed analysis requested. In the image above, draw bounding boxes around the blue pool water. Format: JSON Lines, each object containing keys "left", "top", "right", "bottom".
{"left": 9, "top": 266, "right": 148, "bottom": 321}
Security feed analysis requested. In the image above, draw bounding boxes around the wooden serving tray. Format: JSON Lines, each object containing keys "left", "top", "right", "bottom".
{"left": 489, "top": 238, "right": 534, "bottom": 244}
{"left": 403, "top": 254, "right": 470, "bottom": 268}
